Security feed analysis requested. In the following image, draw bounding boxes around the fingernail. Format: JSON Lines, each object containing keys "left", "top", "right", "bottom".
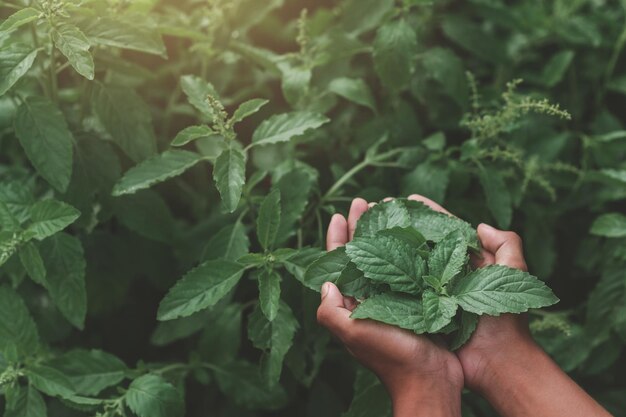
{"left": 480, "top": 223, "right": 496, "bottom": 232}
{"left": 321, "top": 282, "right": 330, "bottom": 299}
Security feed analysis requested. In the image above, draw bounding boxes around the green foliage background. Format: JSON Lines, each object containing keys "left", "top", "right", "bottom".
{"left": 1, "top": 0, "right": 626, "bottom": 416}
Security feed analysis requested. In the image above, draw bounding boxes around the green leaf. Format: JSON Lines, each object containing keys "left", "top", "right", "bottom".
{"left": 328, "top": 77, "right": 376, "bottom": 111}
{"left": 373, "top": 19, "right": 417, "bottom": 91}
{"left": 478, "top": 166, "right": 512, "bottom": 229}
{"left": 405, "top": 200, "right": 479, "bottom": 248}
{"left": 251, "top": 112, "right": 330, "bottom": 147}
{"left": 79, "top": 16, "right": 166, "bottom": 56}
{"left": 197, "top": 303, "right": 242, "bottom": 363}
{"left": 26, "top": 364, "right": 75, "bottom": 398}
{"left": 15, "top": 97, "right": 74, "bottom": 192}
{"left": 171, "top": 125, "right": 214, "bottom": 147}
{"left": 274, "top": 168, "right": 314, "bottom": 243}
{"left": 180, "top": 75, "right": 219, "bottom": 118}
{"left": 354, "top": 199, "right": 411, "bottom": 237}
{"left": 40, "top": 233, "right": 87, "bottom": 329}
{"left": 0, "top": 8, "right": 39, "bottom": 34}
{"left": 26, "top": 199, "right": 81, "bottom": 240}
{"left": 151, "top": 310, "right": 211, "bottom": 347}
{"left": 213, "top": 360, "right": 288, "bottom": 410}
{"left": 3, "top": 385, "right": 46, "bottom": 417}
{"left": 91, "top": 83, "right": 157, "bottom": 162}
{"left": 18, "top": 242, "right": 46, "bottom": 284}
{"left": 541, "top": 50, "right": 574, "bottom": 87}
{"left": 450, "top": 312, "right": 478, "bottom": 350}
{"left": 401, "top": 161, "right": 450, "bottom": 204}
{"left": 256, "top": 189, "right": 281, "bottom": 250}
{"left": 0, "top": 44, "right": 38, "bottom": 96}
{"left": 590, "top": 213, "right": 626, "bottom": 238}
{"left": 0, "top": 286, "right": 39, "bottom": 357}
{"left": 258, "top": 269, "right": 281, "bottom": 321}
{"left": 202, "top": 221, "right": 250, "bottom": 262}
{"left": 213, "top": 148, "right": 246, "bottom": 213}
{"left": 46, "top": 349, "right": 127, "bottom": 396}
{"left": 428, "top": 230, "right": 467, "bottom": 286}
{"left": 351, "top": 292, "right": 426, "bottom": 334}
{"left": 231, "top": 98, "right": 269, "bottom": 124}
{"left": 126, "top": 374, "right": 184, "bottom": 417}
{"left": 158, "top": 260, "right": 245, "bottom": 320}
{"left": 450, "top": 265, "right": 559, "bottom": 315}
{"left": 442, "top": 15, "right": 507, "bottom": 64}
{"left": 52, "top": 24, "right": 94, "bottom": 80}
{"left": 342, "top": 367, "right": 392, "bottom": 417}
{"left": 113, "top": 190, "right": 174, "bottom": 243}
{"left": 346, "top": 235, "right": 424, "bottom": 294}
{"left": 112, "top": 150, "right": 204, "bottom": 196}
{"left": 247, "top": 302, "right": 298, "bottom": 387}
{"left": 422, "top": 290, "right": 458, "bottom": 333}
{"left": 304, "top": 247, "right": 350, "bottom": 292}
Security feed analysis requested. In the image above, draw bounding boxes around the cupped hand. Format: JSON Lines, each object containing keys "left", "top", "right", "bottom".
{"left": 317, "top": 198, "right": 463, "bottom": 416}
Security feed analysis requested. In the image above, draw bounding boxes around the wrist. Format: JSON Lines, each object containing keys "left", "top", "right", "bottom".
{"left": 391, "top": 378, "right": 462, "bottom": 417}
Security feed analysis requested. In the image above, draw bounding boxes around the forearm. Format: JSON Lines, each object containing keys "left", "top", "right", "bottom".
{"left": 391, "top": 380, "right": 461, "bottom": 417}
{"left": 474, "top": 340, "right": 611, "bottom": 417}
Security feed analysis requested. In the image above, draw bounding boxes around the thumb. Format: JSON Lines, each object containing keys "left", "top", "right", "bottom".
{"left": 317, "top": 282, "right": 351, "bottom": 334}
{"left": 477, "top": 223, "right": 528, "bottom": 271}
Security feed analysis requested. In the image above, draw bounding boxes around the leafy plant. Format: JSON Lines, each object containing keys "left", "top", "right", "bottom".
{"left": 1, "top": 0, "right": 626, "bottom": 416}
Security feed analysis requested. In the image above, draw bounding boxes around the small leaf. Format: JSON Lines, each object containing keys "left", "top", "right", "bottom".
{"left": 171, "top": 125, "right": 214, "bottom": 147}
{"left": 213, "top": 148, "right": 246, "bottom": 212}
{"left": 303, "top": 247, "right": 350, "bottom": 292}
{"left": 541, "top": 50, "right": 574, "bottom": 87}
{"left": 449, "top": 312, "right": 478, "bottom": 350}
{"left": 231, "top": 98, "right": 269, "bottom": 124}
{"left": 158, "top": 260, "right": 245, "bottom": 320}
{"left": 428, "top": 230, "right": 467, "bottom": 286}
{"left": 251, "top": 112, "right": 330, "bottom": 147}
{"left": 15, "top": 97, "right": 74, "bottom": 192}
{"left": 0, "top": 286, "right": 39, "bottom": 357}
{"left": 422, "top": 290, "right": 458, "bottom": 333}
{"left": 180, "top": 75, "right": 219, "bottom": 118}
{"left": 79, "top": 16, "right": 166, "bottom": 56}
{"left": 354, "top": 199, "right": 411, "bottom": 238}
{"left": 0, "top": 8, "right": 40, "bottom": 34}
{"left": 202, "top": 221, "right": 250, "bottom": 261}
{"left": 126, "top": 374, "right": 184, "bottom": 417}
{"left": 52, "top": 24, "right": 94, "bottom": 80}
{"left": 351, "top": 292, "right": 426, "bottom": 334}
{"left": 373, "top": 19, "right": 418, "bottom": 91}
{"left": 26, "top": 365, "right": 75, "bottom": 398}
{"left": 478, "top": 166, "right": 512, "bottom": 229}
{"left": 450, "top": 265, "right": 559, "bottom": 315}
{"left": 0, "top": 44, "right": 38, "bottom": 96}
{"left": 258, "top": 269, "right": 281, "bottom": 321}
{"left": 26, "top": 199, "right": 81, "bottom": 240}
{"left": 3, "top": 385, "right": 46, "bottom": 417}
{"left": 256, "top": 189, "right": 281, "bottom": 250}
{"left": 328, "top": 77, "right": 376, "bottom": 111}
{"left": 112, "top": 150, "right": 204, "bottom": 196}
{"left": 18, "top": 242, "right": 46, "bottom": 284}
{"left": 590, "top": 213, "right": 626, "bottom": 238}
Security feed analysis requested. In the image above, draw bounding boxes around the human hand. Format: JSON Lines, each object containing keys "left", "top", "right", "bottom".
{"left": 317, "top": 198, "right": 463, "bottom": 417}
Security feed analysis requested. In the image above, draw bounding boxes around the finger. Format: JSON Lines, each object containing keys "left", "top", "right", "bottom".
{"left": 327, "top": 214, "right": 348, "bottom": 251}
{"left": 343, "top": 296, "right": 358, "bottom": 311}
{"left": 348, "top": 198, "right": 369, "bottom": 240}
{"left": 407, "top": 194, "right": 453, "bottom": 216}
{"left": 383, "top": 197, "right": 393, "bottom": 202}
{"left": 471, "top": 249, "right": 496, "bottom": 268}
{"left": 368, "top": 202, "right": 376, "bottom": 208}
{"left": 477, "top": 223, "right": 528, "bottom": 271}
{"left": 317, "top": 282, "right": 352, "bottom": 336}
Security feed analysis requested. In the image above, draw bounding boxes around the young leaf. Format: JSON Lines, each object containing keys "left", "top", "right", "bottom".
{"left": 328, "top": 77, "right": 376, "bottom": 112}
{"left": 303, "top": 247, "right": 351, "bottom": 292}
{"left": 251, "top": 112, "right": 330, "bottom": 147}
{"left": 26, "top": 199, "right": 81, "bottom": 240}
{"left": 79, "top": 16, "right": 166, "bottom": 56}
{"left": 231, "top": 98, "right": 270, "bottom": 124}
{"left": 422, "top": 290, "right": 458, "bottom": 333}
{"left": 450, "top": 265, "right": 559, "bottom": 315}
{"left": 213, "top": 148, "right": 246, "bottom": 213}
{"left": 247, "top": 302, "right": 298, "bottom": 387}
{"left": 40, "top": 233, "right": 87, "bottom": 329}
{"left": 345, "top": 235, "right": 423, "bottom": 294}
{"left": 428, "top": 230, "right": 467, "bottom": 286}
{"left": 26, "top": 365, "right": 75, "bottom": 399}
{"left": 45, "top": 349, "right": 127, "bottom": 396}
{"left": 373, "top": 19, "right": 418, "bottom": 91}
{"left": 274, "top": 168, "right": 314, "bottom": 243}
{"left": 0, "top": 8, "right": 39, "bottom": 34}
{"left": 91, "top": 83, "right": 157, "bottom": 162}
{"left": 0, "top": 286, "right": 39, "bottom": 356}
{"left": 180, "top": 75, "right": 219, "bottom": 118}
{"left": 125, "top": 374, "right": 184, "bottom": 417}
{"left": 51, "top": 24, "right": 95, "bottom": 80}
{"left": 354, "top": 199, "right": 411, "bottom": 238}
{"left": 256, "top": 189, "right": 281, "bottom": 250}
{"left": 401, "top": 161, "right": 450, "bottom": 204}
{"left": 590, "top": 213, "right": 626, "bottom": 238}
{"left": 258, "top": 269, "right": 281, "bottom": 321}
{"left": 112, "top": 150, "right": 204, "bottom": 196}
{"left": 351, "top": 292, "right": 426, "bottom": 334}
{"left": 18, "top": 242, "right": 46, "bottom": 285}
{"left": 3, "top": 385, "right": 46, "bottom": 417}
{"left": 0, "top": 44, "right": 38, "bottom": 96}
{"left": 449, "top": 312, "right": 478, "bottom": 350}
{"left": 404, "top": 200, "right": 479, "bottom": 248}
{"left": 171, "top": 125, "right": 214, "bottom": 147}
{"left": 15, "top": 97, "right": 74, "bottom": 192}
{"left": 202, "top": 222, "right": 250, "bottom": 262}
{"left": 478, "top": 166, "right": 512, "bottom": 229}
{"left": 158, "top": 260, "right": 245, "bottom": 320}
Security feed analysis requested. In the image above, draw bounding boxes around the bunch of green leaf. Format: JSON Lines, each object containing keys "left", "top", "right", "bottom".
{"left": 305, "top": 199, "right": 559, "bottom": 349}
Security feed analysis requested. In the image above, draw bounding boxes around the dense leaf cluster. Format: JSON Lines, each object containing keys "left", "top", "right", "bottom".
{"left": 1, "top": 0, "right": 626, "bottom": 416}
